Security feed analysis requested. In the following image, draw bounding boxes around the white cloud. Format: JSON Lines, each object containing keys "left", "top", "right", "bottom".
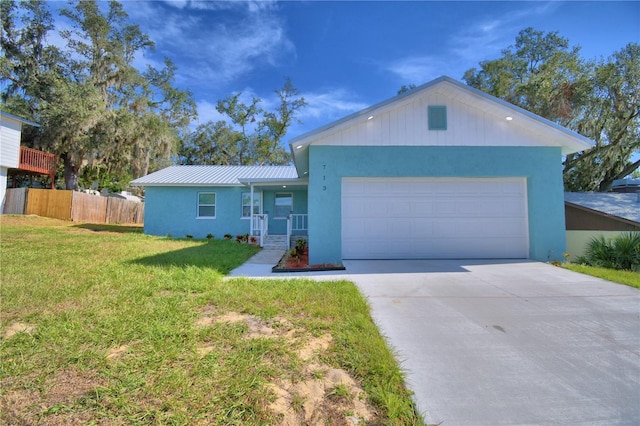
{"left": 299, "top": 88, "right": 368, "bottom": 121}
{"left": 123, "top": 1, "right": 294, "bottom": 87}
{"left": 386, "top": 1, "right": 561, "bottom": 83}
{"left": 193, "top": 99, "right": 225, "bottom": 125}
{"left": 451, "top": 1, "right": 560, "bottom": 63}
{"left": 156, "top": 1, "right": 278, "bottom": 12}
{"left": 386, "top": 56, "right": 444, "bottom": 84}
{"left": 156, "top": 0, "right": 190, "bottom": 9}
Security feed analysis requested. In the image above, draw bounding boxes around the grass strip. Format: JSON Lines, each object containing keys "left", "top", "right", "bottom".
{"left": 563, "top": 263, "right": 639, "bottom": 288}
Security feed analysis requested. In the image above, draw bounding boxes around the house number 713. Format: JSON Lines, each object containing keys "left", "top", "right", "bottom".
{"left": 322, "top": 165, "right": 327, "bottom": 190}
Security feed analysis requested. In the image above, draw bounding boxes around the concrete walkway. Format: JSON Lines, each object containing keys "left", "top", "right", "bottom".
{"left": 227, "top": 249, "right": 285, "bottom": 277}
{"left": 227, "top": 249, "right": 346, "bottom": 278}
{"left": 228, "top": 256, "right": 640, "bottom": 425}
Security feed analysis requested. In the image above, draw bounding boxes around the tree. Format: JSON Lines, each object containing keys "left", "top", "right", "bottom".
{"left": 565, "top": 43, "right": 640, "bottom": 191}
{"left": 463, "top": 27, "right": 591, "bottom": 126}
{"left": 180, "top": 78, "right": 306, "bottom": 166}
{"left": 1, "top": 0, "right": 63, "bottom": 145}
{"left": 40, "top": 78, "right": 107, "bottom": 190}
{"left": 463, "top": 28, "right": 639, "bottom": 191}
{"left": 1, "top": 0, "right": 196, "bottom": 190}
{"left": 397, "top": 84, "right": 416, "bottom": 95}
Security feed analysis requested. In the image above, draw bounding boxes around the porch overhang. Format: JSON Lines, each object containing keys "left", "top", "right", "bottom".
{"left": 238, "top": 177, "right": 308, "bottom": 191}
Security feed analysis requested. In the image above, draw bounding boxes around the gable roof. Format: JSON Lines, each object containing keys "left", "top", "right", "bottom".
{"left": 565, "top": 192, "right": 640, "bottom": 224}
{"left": 130, "top": 165, "right": 299, "bottom": 187}
{"left": 289, "top": 75, "right": 594, "bottom": 176}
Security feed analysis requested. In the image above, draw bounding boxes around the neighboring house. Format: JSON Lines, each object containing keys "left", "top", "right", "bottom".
{"left": 612, "top": 178, "right": 640, "bottom": 193}
{"left": 0, "top": 111, "right": 54, "bottom": 212}
{"left": 565, "top": 192, "right": 640, "bottom": 259}
{"left": 132, "top": 76, "right": 593, "bottom": 264}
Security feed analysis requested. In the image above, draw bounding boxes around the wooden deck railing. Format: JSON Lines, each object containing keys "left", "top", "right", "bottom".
{"left": 19, "top": 146, "right": 57, "bottom": 175}
{"left": 17, "top": 146, "right": 57, "bottom": 189}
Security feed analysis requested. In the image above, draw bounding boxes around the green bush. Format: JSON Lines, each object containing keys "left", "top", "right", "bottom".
{"left": 577, "top": 232, "right": 640, "bottom": 271}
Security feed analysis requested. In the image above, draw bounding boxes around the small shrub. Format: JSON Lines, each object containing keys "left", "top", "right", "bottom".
{"left": 294, "top": 238, "right": 307, "bottom": 257}
{"left": 224, "top": 234, "right": 232, "bottom": 240}
{"left": 613, "top": 232, "right": 640, "bottom": 271}
{"left": 578, "top": 232, "right": 640, "bottom": 271}
{"left": 249, "top": 236, "right": 257, "bottom": 244}
{"left": 206, "top": 233, "right": 214, "bottom": 240}
{"left": 186, "top": 234, "right": 193, "bottom": 239}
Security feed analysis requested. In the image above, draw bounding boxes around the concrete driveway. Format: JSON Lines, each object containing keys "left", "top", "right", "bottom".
{"left": 344, "top": 259, "right": 640, "bottom": 426}
{"left": 229, "top": 256, "right": 640, "bottom": 424}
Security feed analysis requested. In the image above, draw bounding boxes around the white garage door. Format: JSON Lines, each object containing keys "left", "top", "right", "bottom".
{"left": 342, "top": 177, "right": 529, "bottom": 259}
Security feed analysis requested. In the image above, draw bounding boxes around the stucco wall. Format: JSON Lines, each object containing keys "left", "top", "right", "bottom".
{"left": 566, "top": 230, "right": 630, "bottom": 260}
{"left": 307, "top": 145, "right": 566, "bottom": 264}
{"left": 144, "top": 186, "right": 307, "bottom": 239}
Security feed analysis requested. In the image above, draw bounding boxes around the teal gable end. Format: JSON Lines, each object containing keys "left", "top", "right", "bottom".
{"left": 307, "top": 145, "right": 566, "bottom": 264}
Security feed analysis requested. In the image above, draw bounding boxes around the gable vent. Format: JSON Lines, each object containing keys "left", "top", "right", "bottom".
{"left": 428, "top": 105, "right": 447, "bottom": 130}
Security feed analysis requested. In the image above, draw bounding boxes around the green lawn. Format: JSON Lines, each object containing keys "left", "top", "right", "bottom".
{"left": 563, "top": 263, "right": 640, "bottom": 288}
{"left": 0, "top": 216, "right": 423, "bottom": 425}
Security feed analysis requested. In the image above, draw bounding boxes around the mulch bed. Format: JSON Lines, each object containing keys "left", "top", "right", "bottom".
{"left": 272, "top": 249, "right": 345, "bottom": 273}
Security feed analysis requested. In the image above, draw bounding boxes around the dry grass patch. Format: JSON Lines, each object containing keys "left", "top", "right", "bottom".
{"left": 201, "top": 310, "right": 375, "bottom": 425}
{"left": 1, "top": 368, "right": 107, "bottom": 426}
{"left": 3, "top": 322, "right": 37, "bottom": 339}
{"left": 105, "top": 344, "right": 131, "bottom": 361}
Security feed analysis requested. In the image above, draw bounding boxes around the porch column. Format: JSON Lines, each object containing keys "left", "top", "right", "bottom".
{"left": 249, "top": 183, "right": 254, "bottom": 236}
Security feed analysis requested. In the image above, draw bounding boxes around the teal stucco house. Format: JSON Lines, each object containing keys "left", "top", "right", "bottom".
{"left": 131, "top": 76, "right": 593, "bottom": 264}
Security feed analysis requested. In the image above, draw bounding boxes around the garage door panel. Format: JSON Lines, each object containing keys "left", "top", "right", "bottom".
{"left": 342, "top": 178, "right": 529, "bottom": 259}
{"left": 412, "top": 220, "right": 434, "bottom": 238}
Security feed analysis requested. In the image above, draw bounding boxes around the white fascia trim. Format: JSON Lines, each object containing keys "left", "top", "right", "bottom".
{"left": 238, "top": 178, "right": 308, "bottom": 187}
{"left": 129, "top": 182, "right": 244, "bottom": 187}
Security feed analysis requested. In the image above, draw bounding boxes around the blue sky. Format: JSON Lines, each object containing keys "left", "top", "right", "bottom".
{"left": 54, "top": 1, "right": 640, "bottom": 138}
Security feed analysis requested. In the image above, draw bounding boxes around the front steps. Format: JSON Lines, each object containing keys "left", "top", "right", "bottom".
{"left": 261, "top": 235, "right": 308, "bottom": 250}
{"left": 261, "top": 235, "right": 289, "bottom": 250}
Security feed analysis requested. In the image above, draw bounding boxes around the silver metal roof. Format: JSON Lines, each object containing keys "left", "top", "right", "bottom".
{"left": 565, "top": 192, "right": 640, "bottom": 224}
{"left": 131, "top": 165, "right": 299, "bottom": 186}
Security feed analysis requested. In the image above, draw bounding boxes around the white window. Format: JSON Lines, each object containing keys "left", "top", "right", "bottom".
{"left": 197, "top": 192, "right": 216, "bottom": 218}
{"left": 241, "top": 192, "right": 261, "bottom": 218}
{"left": 274, "top": 193, "right": 292, "bottom": 219}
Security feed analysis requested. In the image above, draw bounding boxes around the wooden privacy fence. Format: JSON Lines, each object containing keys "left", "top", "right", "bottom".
{"left": 3, "top": 187, "right": 28, "bottom": 215}
{"left": 3, "top": 188, "right": 144, "bottom": 224}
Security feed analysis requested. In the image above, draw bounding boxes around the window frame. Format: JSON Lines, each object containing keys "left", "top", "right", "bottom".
{"left": 241, "top": 191, "right": 262, "bottom": 219}
{"left": 274, "top": 192, "right": 293, "bottom": 219}
{"left": 197, "top": 192, "right": 216, "bottom": 219}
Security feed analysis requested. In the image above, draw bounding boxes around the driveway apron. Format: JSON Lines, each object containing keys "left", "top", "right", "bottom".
{"left": 344, "top": 259, "right": 640, "bottom": 426}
